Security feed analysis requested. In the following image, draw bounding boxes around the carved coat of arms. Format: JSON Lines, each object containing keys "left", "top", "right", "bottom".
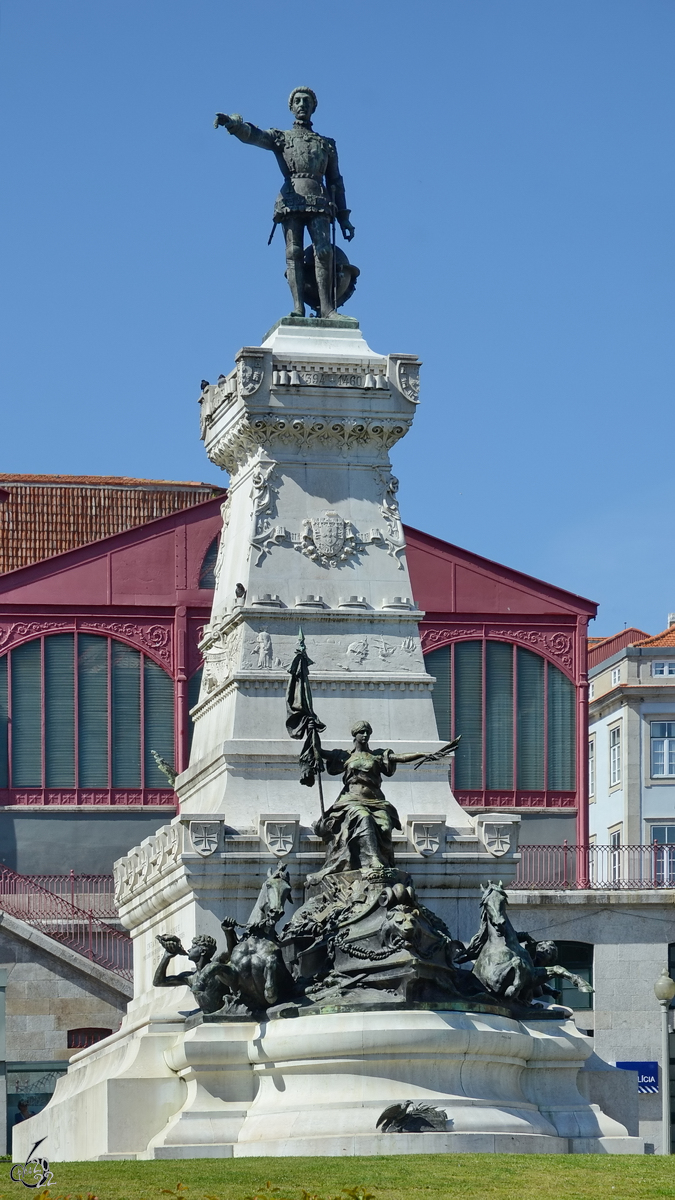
{"left": 190, "top": 821, "right": 220, "bottom": 857}
{"left": 237, "top": 353, "right": 265, "bottom": 397}
{"left": 263, "top": 821, "right": 296, "bottom": 856}
{"left": 300, "top": 511, "right": 356, "bottom": 567}
{"left": 411, "top": 822, "right": 443, "bottom": 856}
{"left": 482, "top": 823, "right": 512, "bottom": 857}
{"left": 396, "top": 360, "right": 420, "bottom": 403}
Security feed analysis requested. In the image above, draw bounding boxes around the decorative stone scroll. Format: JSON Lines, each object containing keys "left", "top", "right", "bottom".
{"left": 207, "top": 413, "right": 412, "bottom": 476}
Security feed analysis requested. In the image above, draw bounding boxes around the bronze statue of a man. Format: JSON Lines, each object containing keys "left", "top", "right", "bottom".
{"left": 215, "top": 87, "right": 355, "bottom": 319}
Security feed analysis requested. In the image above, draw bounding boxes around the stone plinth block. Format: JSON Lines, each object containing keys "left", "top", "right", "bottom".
{"left": 13, "top": 1008, "right": 642, "bottom": 1160}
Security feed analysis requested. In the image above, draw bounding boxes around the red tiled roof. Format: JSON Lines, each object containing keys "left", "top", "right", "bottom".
{"left": 634, "top": 627, "right": 675, "bottom": 648}
{"left": 587, "top": 627, "right": 651, "bottom": 669}
{"left": 0, "top": 476, "right": 224, "bottom": 574}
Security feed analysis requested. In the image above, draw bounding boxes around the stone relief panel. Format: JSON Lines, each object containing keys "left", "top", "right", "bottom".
{"left": 474, "top": 814, "right": 521, "bottom": 859}
{"left": 239, "top": 627, "right": 425, "bottom": 675}
{"left": 377, "top": 471, "right": 406, "bottom": 569}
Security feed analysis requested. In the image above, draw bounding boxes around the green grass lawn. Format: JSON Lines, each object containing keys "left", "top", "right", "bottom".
{"left": 1, "top": 1155, "right": 673, "bottom": 1200}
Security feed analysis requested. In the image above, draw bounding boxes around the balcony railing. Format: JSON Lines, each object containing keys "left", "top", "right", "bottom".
{"left": 0, "top": 868, "right": 131, "bottom": 979}
{"left": 514, "top": 842, "right": 675, "bottom": 890}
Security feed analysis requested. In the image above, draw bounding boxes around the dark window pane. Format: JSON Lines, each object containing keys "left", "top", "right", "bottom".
{"left": 199, "top": 537, "right": 219, "bottom": 588}
{"left": 547, "top": 663, "right": 576, "bottom": 790}
{"left": 426, "top": 647, "right": 451, "bottom": 741}
{"left": 0, "top": 656, "right": 7, "bottom": 788}
{"left": 187, "top": 667, "right": 203, "bottom": 759}
{"left": 44, "top": 634, "right": 75, "bottom": 787}
{"left": 553, "top": 941, "right": 593, "bottom": 1010}
{"left": 486, "top": 642, "right": 513, "bottom": 789}
{"left": 517, "top": 647, "right": 544, "bottom": 789}
{"left": 144, "top": 658, "right": 174, "bottom": 786}
{"left": 78, "top": 635, "right": 108, "bottom": 787}
{"left": 454, "top": 641, "right": 482, "bottom": 788}
{"left": 11, "top": 640, "right": 42, "bottom": 787}
{"left": 111, "top": 641, "right": 141, "bottom": 787}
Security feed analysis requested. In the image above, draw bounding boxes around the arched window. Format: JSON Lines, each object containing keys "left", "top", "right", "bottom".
{"left": 425, "top": 640, "right": 576, "bottom": 796}
{"left": 553, "top": 941, "right": 593, "bottom": 1010}
{"left": 199, "top": 538, "right": 219, "bottom": 588}
{"left": 0, "top": 634, "right": 174, "bottom": 791}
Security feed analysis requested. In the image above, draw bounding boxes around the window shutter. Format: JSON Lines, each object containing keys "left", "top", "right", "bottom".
{"left": 425, "top": 648, "right": 451, "bottom": 741}
{"left": 111, "top": 641, "right": 141, "bottom": 788}
{"left": 78, "top": 635, "right": 108, "bottom": 787}
{"left": 11, "top": 640, "right": 42, "bottom": 787}
{"left": 486, "top": 641, "right": 513, "bottom": 789}
{"left": 44, "top": 634, "right": 75, "bottom": 787}
{"left": 144, "top": 658, "right": 175, "bottom": 787}
{"left": 516, "top": 647, "right": 544, "bottom": 789}
{"left": 0, "top": 655, "right": 8, "bottom": 788}
{"left": 547, "top": 663, "right": 576, "bottom": 789}
{"left": 454, "top": 641, "right": 482, "bottom": 788}
{"left": 187, "top": 668, "right": 203, "bottom": 758}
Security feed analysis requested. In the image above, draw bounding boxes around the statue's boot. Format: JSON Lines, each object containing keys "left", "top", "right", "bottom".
{"left": 315, "top": 256, "right": 338, "bottom": 319}
{"left": 286, "top": 259, "right": 305, "bottom": 317}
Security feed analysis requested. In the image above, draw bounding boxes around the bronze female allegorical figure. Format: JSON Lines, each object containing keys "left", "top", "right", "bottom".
{"left": 214, "top": 87, "right": 355, "bottom": 319}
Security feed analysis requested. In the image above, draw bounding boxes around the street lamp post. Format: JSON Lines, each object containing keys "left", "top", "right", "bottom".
{"left": 654, "top": 967, "right": 675, "bottom": 1155}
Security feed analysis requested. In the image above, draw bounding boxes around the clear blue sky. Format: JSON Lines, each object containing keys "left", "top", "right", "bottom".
{"left": 1, "top": 1, "right": 673, "bottom": 637}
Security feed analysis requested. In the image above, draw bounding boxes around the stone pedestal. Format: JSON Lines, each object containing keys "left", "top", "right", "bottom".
{"left": 13, "top": 1009, "right": 641, "bottom": 1160}
{"left": 12, "top": 319, "right": 634, "bottom": 1162}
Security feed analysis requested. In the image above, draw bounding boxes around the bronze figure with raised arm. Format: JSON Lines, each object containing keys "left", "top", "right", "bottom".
{"left": 215, "top": 87, "right": 355, "bottom": 319}
{"left": 313, "top": 720, "right": 460, "bottom": 879}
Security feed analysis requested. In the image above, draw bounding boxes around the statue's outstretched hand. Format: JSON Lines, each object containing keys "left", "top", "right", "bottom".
{"left": 220, "top": 916, "right": 237, "bottom": 931}
{"left": 214, "top": 112, "right": 243, "bottom": 131}
{"left": 413, "top": 735, "right": 461, "bottom": 770}
{"left": 340, "top": 218, "right": 356, "bottom": 241}
{"left": 156, "top": 934, "right": 185, "bottom": 957}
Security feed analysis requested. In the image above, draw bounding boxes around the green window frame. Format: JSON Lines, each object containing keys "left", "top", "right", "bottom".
{"left": 426, "top": 639, "right": 576, "bottom": 793}
{"left": 0, "top": 634, "right": 175, "bottom": 791}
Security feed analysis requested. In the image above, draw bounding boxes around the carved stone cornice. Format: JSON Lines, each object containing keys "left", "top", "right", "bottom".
{"left": 206, "top": 411, "right": 412, "bottom": 476}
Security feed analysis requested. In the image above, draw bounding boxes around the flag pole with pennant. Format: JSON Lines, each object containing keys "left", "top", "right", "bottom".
{"left": 285, "top": 628, "right": 327, "bottom": 815}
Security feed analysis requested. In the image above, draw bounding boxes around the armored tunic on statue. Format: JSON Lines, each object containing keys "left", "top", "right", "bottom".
{"left": 314, "top": 747, "right": 401, "bottom": 876}
{"left": 226, "top": 121, "right": 349, "bottom": 224}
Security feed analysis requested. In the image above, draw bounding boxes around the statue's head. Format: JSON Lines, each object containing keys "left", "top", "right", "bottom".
{"left": 289, "top": 87, "right": 318, "bottom": 122}
{"left": 188, "top": 934, "right": 217, "bottom": 963}
{"left": 351, "top": 719, "right": 372, "bottom": 746}
{"left": 535, "top": 940, "right": 558, "bottom": 966}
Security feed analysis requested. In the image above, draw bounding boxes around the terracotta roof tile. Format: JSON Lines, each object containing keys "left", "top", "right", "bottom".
{"left": 634, "top": 628, "right": 675, "bottom": 648}
{"left": 587, "top": 627, "right": 651, "bottom": 668}
{"left": 0, "top": 476, "right": 224, "bottom": 574}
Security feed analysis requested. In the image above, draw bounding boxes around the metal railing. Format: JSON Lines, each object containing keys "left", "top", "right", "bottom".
{"left": 1, "top": 871, "right": 118, "bottom": 919}
{"left": 514, "top": 842, "right": 675, "bottom": 890}
{"left": 0, "top": 867, "right": 131, "bottom": 979}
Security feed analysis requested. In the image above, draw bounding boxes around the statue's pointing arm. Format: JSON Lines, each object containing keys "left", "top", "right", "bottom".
{"left": 326, "top": 140, "right": 355, "bottom": 241}
{"left": 214, "top": 113, "right": 280, "bottom": 153}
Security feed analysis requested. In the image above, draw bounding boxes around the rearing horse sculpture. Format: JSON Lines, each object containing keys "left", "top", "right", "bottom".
{"left": 458, "top": 880, "right": 594, "bottom": 1008}
{"left": 459, "top": 880, "right": 536, "bottom": 1001}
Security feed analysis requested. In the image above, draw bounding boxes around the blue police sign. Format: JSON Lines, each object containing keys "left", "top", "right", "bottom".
{"left": 615, "top": 1061, "right": 659, "bottom": 1093}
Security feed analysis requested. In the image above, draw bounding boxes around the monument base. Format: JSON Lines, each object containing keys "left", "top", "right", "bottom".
{"left": 13, "top": 1007, "right": 642, "bottom": 1160}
